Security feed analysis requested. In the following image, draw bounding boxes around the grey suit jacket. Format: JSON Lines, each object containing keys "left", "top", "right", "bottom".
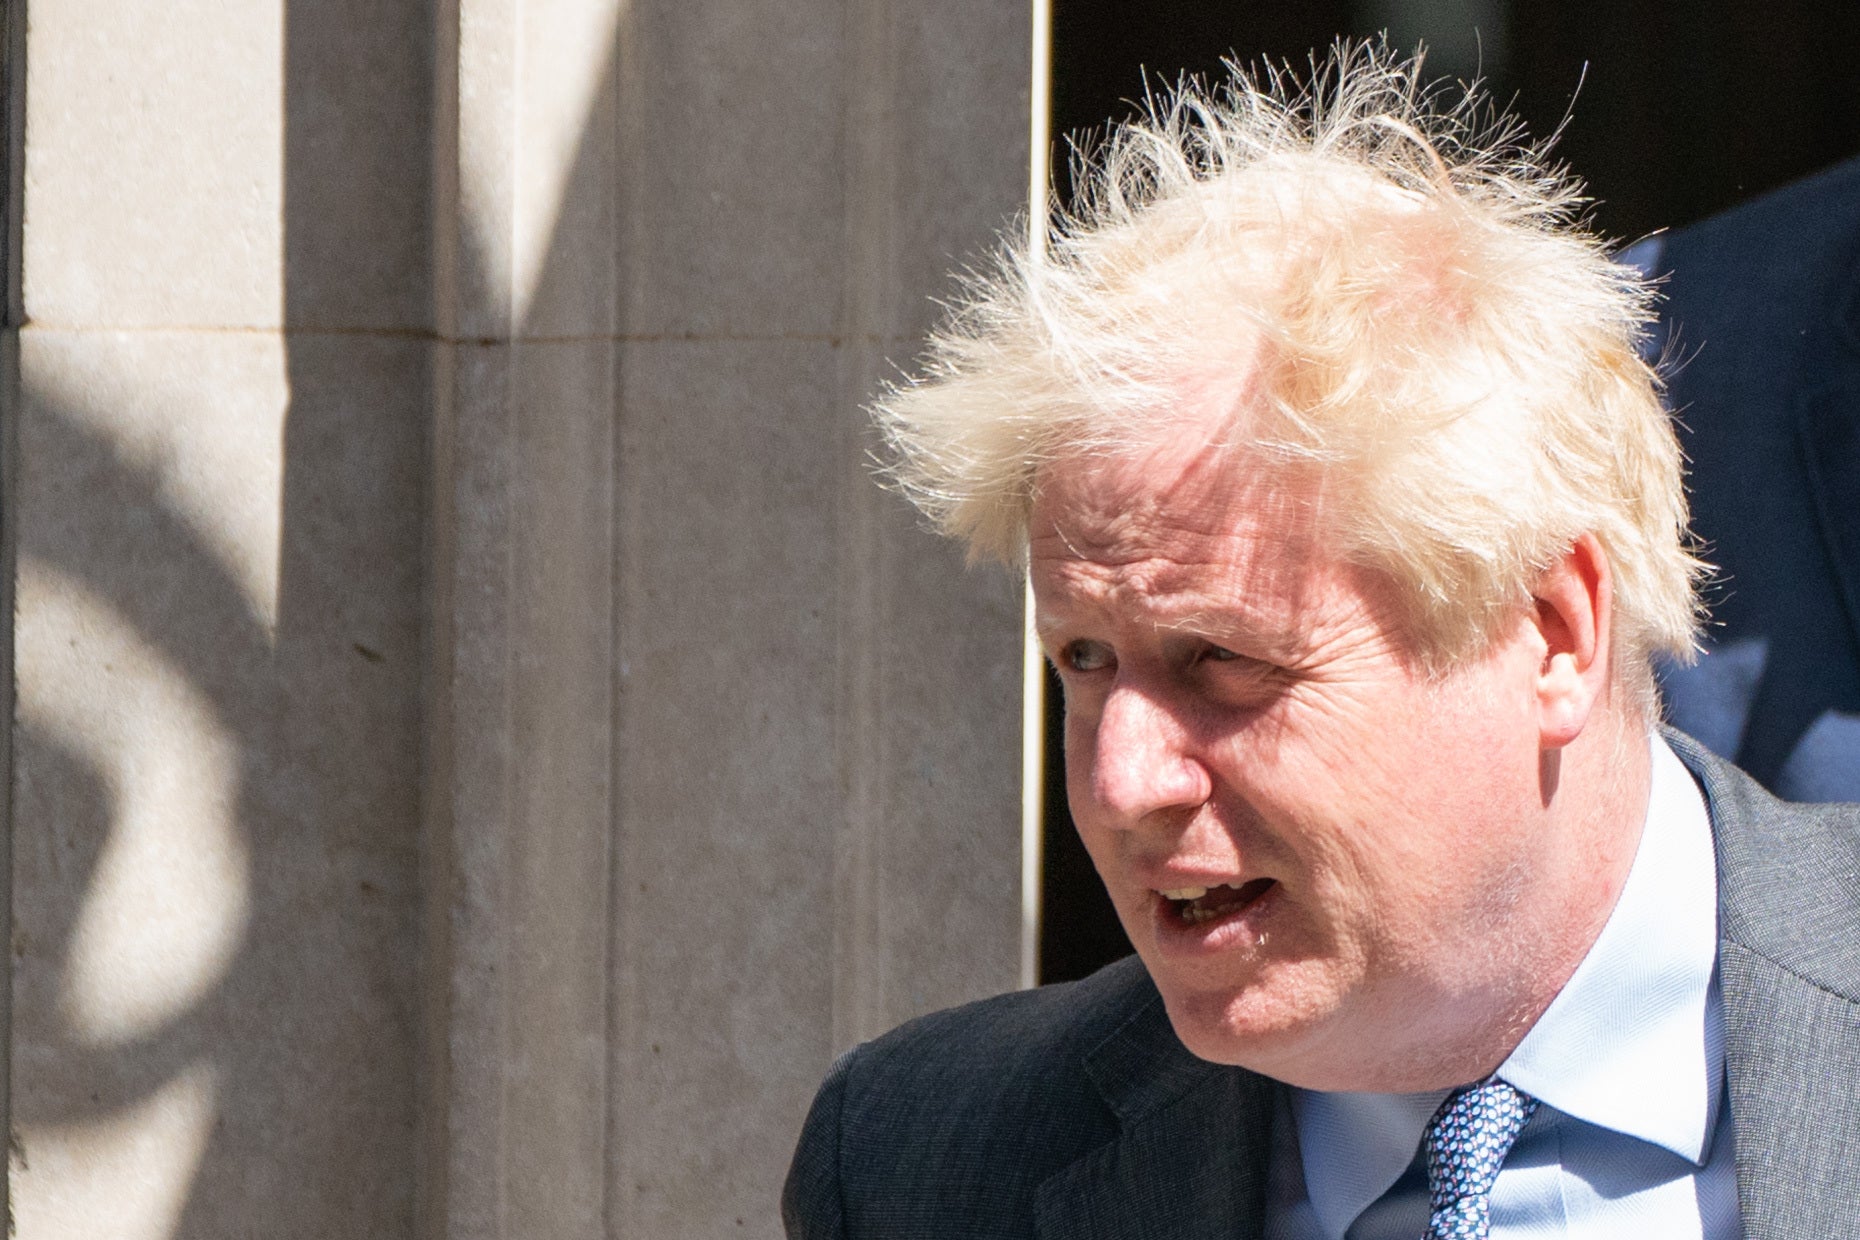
{"left": 784, "top": 735, "right": 1860, "bottom": 1238}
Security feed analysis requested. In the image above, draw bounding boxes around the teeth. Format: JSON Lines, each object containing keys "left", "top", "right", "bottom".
{"left": 1158, "top": 881, "right": 1250, "bottom": 901}
{"left": 1160, "top": 880, "right": 1267, "bottom": 924}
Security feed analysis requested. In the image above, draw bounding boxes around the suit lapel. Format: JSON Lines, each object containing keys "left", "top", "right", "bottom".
{"left": 1033, "top": 990, "right": 1278, "bottom": 1240}
{"left": 1719, "top": 943, "right": 1860, "bottom": 1239}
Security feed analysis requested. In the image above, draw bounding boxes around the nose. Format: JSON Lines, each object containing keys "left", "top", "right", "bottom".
{"left": 1079, "top": 681, "right": 1212, "bottom": 826}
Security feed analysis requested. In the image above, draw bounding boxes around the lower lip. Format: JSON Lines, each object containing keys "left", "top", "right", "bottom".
{"left": 1149, "top": 881, "right": 1280, "bottom": 956}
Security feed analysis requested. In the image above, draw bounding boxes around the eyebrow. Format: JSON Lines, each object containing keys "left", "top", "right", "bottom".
{"left": 1034, "top": 601, "right": 1286, "bottom": 652}
{"left": 1155, "top": 606, "right": 1252, "bottom": 634}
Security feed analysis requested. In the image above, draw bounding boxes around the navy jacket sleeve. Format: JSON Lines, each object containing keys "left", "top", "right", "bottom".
{"left": 784, "top": 1050, "right": 852, "bottom": 1240}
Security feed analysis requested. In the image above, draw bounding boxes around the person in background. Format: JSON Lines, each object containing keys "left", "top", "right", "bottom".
{"left": 1624, "top": 161, "right": 1860, "bottom": 801}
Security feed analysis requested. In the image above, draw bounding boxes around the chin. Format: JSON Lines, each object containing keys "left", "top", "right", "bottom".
{"left": 1160, "top": 981, "right": 1467, "bottom": 1092}
{"left": 1154, "top": 976, "right": 1337, "bottom": 1075}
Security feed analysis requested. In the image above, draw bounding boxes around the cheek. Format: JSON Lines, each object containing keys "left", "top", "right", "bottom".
{"left": 1259, "top": 696, "right": 1535, "bottom": 925}
{"left": 1062, "top": 714, "right": 1097, "bottom": 804}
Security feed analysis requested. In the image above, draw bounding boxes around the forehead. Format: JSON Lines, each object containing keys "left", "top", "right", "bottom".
{"left": 1028, "top": 438, "right": 1340, "bottom": 632}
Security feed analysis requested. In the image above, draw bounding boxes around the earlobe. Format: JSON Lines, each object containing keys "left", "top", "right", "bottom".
{"left": 1533, "top": 534, "right": 1611, "bottom": 749}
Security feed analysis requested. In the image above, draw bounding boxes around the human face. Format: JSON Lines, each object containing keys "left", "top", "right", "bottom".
{"left": 1031, "top": 439, "right": 1574, "bottom": 1091}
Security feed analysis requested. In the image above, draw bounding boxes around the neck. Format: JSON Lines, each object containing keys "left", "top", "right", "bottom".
{"left": 1315, "top": 705, "right": 1654, "bottom": 1094}
{"left": 1446, "top": 705, "right": 1655, "bottom": 1086}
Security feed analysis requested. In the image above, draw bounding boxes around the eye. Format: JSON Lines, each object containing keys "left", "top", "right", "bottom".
{"left": 1060, "top": 639, "right": 1115, "bottom": 673}
{"left": 1190, "top": 642, "right": 1284, "bottom": 702}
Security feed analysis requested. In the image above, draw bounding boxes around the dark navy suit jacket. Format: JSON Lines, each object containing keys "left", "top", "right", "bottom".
{"left": 784, "top": 737, "right": 1860, "bottom": 1238}
{"left": 1631, "top": 158, "right": 1860, "bottom": 799}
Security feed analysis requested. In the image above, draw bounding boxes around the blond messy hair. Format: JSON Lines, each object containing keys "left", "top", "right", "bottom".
{"left": 874, "top": 43, "right": 1704, "bottom": 702}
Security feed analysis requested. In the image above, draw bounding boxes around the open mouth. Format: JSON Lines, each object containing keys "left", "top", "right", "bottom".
{"left": 1157, "top": 878, "right": 1277, "bottom": 925}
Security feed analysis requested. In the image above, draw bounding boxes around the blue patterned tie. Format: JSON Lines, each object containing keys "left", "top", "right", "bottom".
{"left": 1421, "top": 1080, "right": 1538, "bottom": 1239}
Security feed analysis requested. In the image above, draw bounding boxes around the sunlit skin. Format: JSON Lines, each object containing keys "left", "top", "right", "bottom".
{"left": 1031, "top": 432, "right": 1650, "bottom": 1092}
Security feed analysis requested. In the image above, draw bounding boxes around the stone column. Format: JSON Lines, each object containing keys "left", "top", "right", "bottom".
{"left": 7, "top": 0, "right": 431, "bottom": 1237}
{"left": 425, "top": 2, "right": 1035, "bottom": 1237}
{"left": 422, "top": 0, "right": 622, "bottom": 1233}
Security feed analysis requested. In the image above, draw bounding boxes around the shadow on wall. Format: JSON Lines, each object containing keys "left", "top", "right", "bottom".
{"left": 8, "top": 0, "right": 640, "bottom": 1231}
{"left": 7, "top": 1, "right": 431, "bottom": 1236}
{"left": 9, "top": 346, "right": 426, "bottom": 1236}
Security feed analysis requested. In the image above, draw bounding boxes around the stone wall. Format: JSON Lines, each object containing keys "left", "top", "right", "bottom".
{"left": 3, "top": 1, "right": 1033, "bottom": 1236}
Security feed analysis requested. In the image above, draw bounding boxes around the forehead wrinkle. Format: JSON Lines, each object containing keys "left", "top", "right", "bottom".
{"left": 1029, "top": 430, "right": 1348, "bottom": 646}
{"left": 1033, "top": 528, "right": 1312, "bottom": 652}
{"left": 1034, "top": 422, "right": 1331, "bottom": 548}
{"left": 1035, "top": 477, "right": 1240, "bottom": 560}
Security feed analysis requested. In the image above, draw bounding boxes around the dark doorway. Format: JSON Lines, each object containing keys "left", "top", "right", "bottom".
{"left": 1039, "top": 0, "right": 1860, "bottom": 983}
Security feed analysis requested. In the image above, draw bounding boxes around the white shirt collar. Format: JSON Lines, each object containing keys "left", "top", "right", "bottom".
{"left": 1289, "top": 734, "right": 1724, "bottom": 1237}
{"left": 1501, "top": 734, "right": 1724, "bottom": 1163}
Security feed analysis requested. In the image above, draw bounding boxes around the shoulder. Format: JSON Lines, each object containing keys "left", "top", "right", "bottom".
{"left": 1661, "top": 154, "right": 1860, "bottom": 284}
{"left": 842, "top": 951, "right": 1160, "bottom": 1101}
{"left": 782, "top": 955, "right": 1160, "bottom": 1239}
{"left": 1648, "top": 156, "right": 1860, "bottom": 386}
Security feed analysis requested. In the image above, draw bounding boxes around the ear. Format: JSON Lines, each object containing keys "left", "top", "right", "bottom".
{"left": 1532, "top": 533, "right": 1613, "bottom": 749}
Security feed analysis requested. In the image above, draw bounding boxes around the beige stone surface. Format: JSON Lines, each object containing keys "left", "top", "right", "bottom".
{"left": 443, "top": 0, "right": 624, "bottom": 343}
{"left": 598, "top": 338, "right": 942, "bottom": 1238}
{"left": 23, "top": 3, "right": 283, "bottom": 327}
{"left": 426, "top": 3, "right": 627, "bottom": 1234}
{"left": 13, "top": 2, "right": 1032, "bottom": 1239}
{"left": 845, "top": 498, "right": 1026, "bottom": 1024}
{"left": 14, "top": 5, "right": 435, "bottom": 1235}
{"left": 602, "top": 303, "right": 1020, "bottom": 1240}
{"left": 427, "top": 338, "right": 618, "bottom": 1240}
{"left": 511, "top": 0, "right": 621, "bottom": 337}
{"left": 823, "top": 0, "right": 1034, "bottom": 1046}
{"left": 885, "top": 3, "right": 1040, "bottom": 341}
{"left": 447, "top": 0, "right": 522, "bottom": 338}
{"left": 619, "top": 2, "right": 848, "bottom": 339}
{"left": 9, "top": 328, "right": 426, "bottom": 1238}
{"left": 601, "top": 2, "right": 1032, "bottom": 1234}
{"left": 279, "top": 0, "right": 434, "bottom": 329}
{"left": 24, "top": 0, "right": 430, "bottom": 331}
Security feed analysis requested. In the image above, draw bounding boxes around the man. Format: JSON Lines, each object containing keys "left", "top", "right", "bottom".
{"left": 786, "top": 48, "right": 1860, "bottom": 1238}
{"left": 1625, "top": 160, "right": 1860, "bottom": 801}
